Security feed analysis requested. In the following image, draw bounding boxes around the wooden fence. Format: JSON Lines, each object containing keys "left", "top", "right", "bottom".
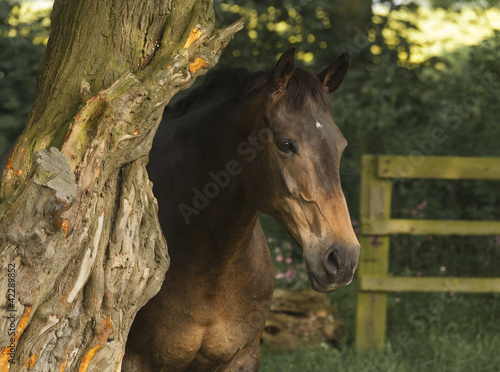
{"left": 355, "top": 155, "right": 500, "bottom": 351}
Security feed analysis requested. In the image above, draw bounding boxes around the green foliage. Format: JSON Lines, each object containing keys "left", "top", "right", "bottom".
{"left": 260, "top": 214, "right": 310, "bottom": 289}
{"left": 0, "top": 1, "right": 48, "bottom": 155}
{"left": 215, "top": 0, "right": 372, "bottom": 70}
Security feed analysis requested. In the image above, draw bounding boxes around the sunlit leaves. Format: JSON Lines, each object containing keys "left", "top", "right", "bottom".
{"left": 374, "top": 5, "right": 500, "bottom": 66}
{"left": 217, "top": 1, "right": 340, "bottom": 66}
{"left": 4, "top": 2, "right": 50, "bottom": 45}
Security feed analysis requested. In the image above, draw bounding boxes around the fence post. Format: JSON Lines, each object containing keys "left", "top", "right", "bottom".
{"left": 355, "top": 155, "right": 500, "bottom": 350}
{"left": 355, "top": 155, "right": 392, "bottom": 351}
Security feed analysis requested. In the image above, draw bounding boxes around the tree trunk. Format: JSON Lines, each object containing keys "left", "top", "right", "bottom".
{"left": 0, "top": 1, "right": 242, "bottom": 371}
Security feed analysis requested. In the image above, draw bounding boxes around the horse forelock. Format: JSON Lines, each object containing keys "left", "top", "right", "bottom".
{"left": 279, "top": 68, "right": 331, "bottom": 112}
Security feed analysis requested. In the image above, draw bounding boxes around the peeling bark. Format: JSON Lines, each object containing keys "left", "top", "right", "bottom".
{"left": 0, "top": 0, "right": 242, "bottom": 370}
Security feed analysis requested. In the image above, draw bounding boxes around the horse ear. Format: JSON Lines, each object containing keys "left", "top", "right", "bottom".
{"left": 317, "top": 52, "right": 351, "bottom": 93}
{"left": 269, "top": 47, "right": 296, "bottom": 92}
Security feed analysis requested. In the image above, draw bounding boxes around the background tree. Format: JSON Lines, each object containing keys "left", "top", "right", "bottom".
{"left": 0, "top": 0, "right": 241, "bottom": 370}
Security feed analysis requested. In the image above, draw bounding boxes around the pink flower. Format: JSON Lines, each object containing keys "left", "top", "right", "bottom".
{"left": 495, "top": 236, "right": 500, "bottom": 245}
{"left": 285, "top": 269, "right": 296, "bottom": 279}
{"left": 285, "top": 257, "right": 292, "bottom": 264}
{"left": 440, "top": 266, "right": 446, "bottom": 272}
{"left": 418, "top": 200, "right": 428, "bottom": 210}
{"left": 276, "top": 272, "right": 284, "bottom": 279}
{"left": 276, "top": 255, "right": 283, "bottom": 262}
{"left": 274, "top": 247, "right": 281, "bottom": 253}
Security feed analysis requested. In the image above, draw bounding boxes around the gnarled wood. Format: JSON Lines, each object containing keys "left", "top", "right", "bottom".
{"left": 0, "top": 0, "right": 242, "bottom": 370}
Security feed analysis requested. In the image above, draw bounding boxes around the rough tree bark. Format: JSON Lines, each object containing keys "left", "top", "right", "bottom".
{"left": 0, "top": 1, "right": 242, "bottom": 371}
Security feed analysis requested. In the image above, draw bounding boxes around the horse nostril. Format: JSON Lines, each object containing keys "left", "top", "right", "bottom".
{"left": 324, "top": 249, "right": 340, "bottom": 277}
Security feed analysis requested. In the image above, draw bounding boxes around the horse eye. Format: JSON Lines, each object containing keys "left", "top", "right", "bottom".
{"left": 277, "top": 140, "right": 295, "bottom": 154}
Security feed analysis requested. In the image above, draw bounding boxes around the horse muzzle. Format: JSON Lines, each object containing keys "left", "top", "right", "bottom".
{"left": 304, "top": 243, "right": 360, "bottom": 293}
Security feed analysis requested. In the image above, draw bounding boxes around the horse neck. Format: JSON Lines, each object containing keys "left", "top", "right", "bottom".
{"left": 160, "top": 100, "right": 260, "bottom": 259}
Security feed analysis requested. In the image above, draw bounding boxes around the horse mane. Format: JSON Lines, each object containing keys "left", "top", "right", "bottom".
{"left": 169, "top": 66, "right": 268, "bottom": 116}
{"left": 169, "top": 64, "right": 331, "bottom": 116}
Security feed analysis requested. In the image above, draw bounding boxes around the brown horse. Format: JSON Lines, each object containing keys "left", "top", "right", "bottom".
{"left": 123, "top": 48, "right": 360, "bottom": 371}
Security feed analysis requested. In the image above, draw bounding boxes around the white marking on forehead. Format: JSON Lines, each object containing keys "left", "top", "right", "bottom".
{"left": 315, "top": 121, "right": 323, "bottom": 129}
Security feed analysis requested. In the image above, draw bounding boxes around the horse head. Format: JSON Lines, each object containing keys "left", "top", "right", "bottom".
{"left": 241, "top": 48, "right": 360, "bottom": 292}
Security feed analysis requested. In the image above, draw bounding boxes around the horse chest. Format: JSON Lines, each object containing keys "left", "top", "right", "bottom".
{"left": 196, "top": 320, "right": 254, "bottom": 365}
{"left": 151, "top": 295, "right": 268, "bottom": 371}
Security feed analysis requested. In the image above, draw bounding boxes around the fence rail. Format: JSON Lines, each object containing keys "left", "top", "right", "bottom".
{"left": 362, "top": 219, "right": 500, "bottom": 235}
{"left": 355, "top": 155, "right": 500, "bottom": 351}
{"left": 359, "top": 277, "right": 500, "bottom": 293}
{"left": 377, "top": 155, "right": 500, "bottom": 180}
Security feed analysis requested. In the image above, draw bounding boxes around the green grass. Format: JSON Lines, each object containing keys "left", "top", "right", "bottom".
{"left": 260, "top": 292, "right": 500, "bottom": 372}
{"left": 258, "top": 214, "right": 500, "bottom": 372}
